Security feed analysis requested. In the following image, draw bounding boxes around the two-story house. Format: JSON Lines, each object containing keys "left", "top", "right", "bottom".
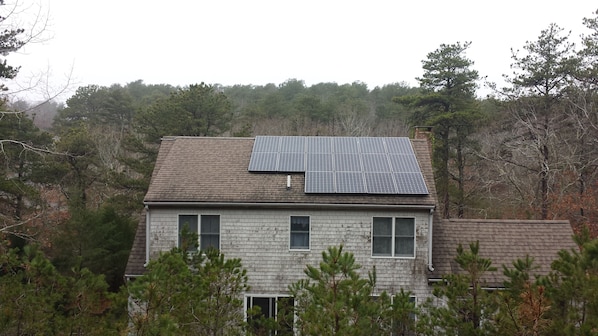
{"left": 125, "top": 135, "right": 577, "bottom": 321}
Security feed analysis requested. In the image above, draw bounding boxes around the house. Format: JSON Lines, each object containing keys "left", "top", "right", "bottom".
{"left": 125, "top": 135, "right": 577, "bottom": 322}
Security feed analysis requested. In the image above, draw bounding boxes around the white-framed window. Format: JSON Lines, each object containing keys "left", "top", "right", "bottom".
{"left": 246, "top": 295, "right": 295, "bottom": 335}
{"left": 290, "top": 216, "right": 310, "bottom": 250}
{"left": 178, "top": 214, "right": 220, "bottom": 252}
{"left": 391, "top": 295, "right": 417, "bottom": 336}
{"left": 372, "top": 217, "right": 415, "bottom": 258}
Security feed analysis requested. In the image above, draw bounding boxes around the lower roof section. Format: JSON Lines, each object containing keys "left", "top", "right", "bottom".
{"left": 429, "top": 219, "right": 578, "bottom": 288}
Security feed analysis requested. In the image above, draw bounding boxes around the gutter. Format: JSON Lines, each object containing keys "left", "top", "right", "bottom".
{"left": 145, "top": 205, "right": 150, "bottom": 267}
{"left": 143, "top": 201, "right": 436, "bottom": 211}
{"left": 428, "top": 208, "right": 435, "bottom": 272}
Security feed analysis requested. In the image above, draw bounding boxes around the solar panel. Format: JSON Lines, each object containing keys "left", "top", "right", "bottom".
{"left": 362, "top": 153, "right": 391, "bottom": 172}
{"left": 359, "top": 137, "right": 385, "bottom": 153}
{"left": 280, "top": 136, "right": 305, "bottom": 152}
{"left": 336, "top": 172, "right": 366, "bottom": 193}
{"left": 305, "top": 171, "right": 335, "bottom": 193}
{"left": 253, "top": 136, "right": 280, "bottom": 152}
{"left": 307, "top": 137, "right": 332, "bottom": 153}
{"left": 394, "top": 173, "right": 429, "bottom": 194}
{"left": 248, "top": 136, "right": 429, "bottom": 195}
{"left": 278, "top": 152, "right": 305, "bottom": 172}
{"left": 307, "top": 153, "right": 333, "bottom": 171}
{"left": 364, "top": 172, "right": 397, "bottom": 194}
{"left": 385, "top": 137, "right": 413, "bottom": 154}
{"left": 334, "top": 153, "right": 361, "bottom": 172}
{"left": 388, "top": 154, "right": 420, "bottom": 172}
{"left": 248, "top": 152, "right": 278, "bottom": 171}
{"left": 333, "top": 137, "right": 358, "bottom": 153}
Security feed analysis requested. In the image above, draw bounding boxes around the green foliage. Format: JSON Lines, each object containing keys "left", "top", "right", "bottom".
{"left": 396, "top": 42, "right": 481, "bottom": 218}
{"left": 420, "top": 241, "right": 497, "bottom": 335}
{"left": 544, "top": 228, "right": 598, "bottom": 335}
{"left": 128, "top": 247, "right": 249, "bottom": 336}
{"left": 0, "top": 1, "right": 25, "bottom": 91}
{"left": 52, "top": 205, "right": 136, "bottom": 291}
{"left": 290, "top": 245, "right": 413, "bottom": 335}
{"left": 0, "top": 245, "right": 124, "bottom": 335}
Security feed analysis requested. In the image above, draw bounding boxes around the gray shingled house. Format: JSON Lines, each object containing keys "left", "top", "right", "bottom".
{"left": 125, "top": 135, "right": 577, "bottom": 322}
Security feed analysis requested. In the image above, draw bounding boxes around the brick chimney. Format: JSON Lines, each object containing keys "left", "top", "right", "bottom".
{"left": 413, "top": 126, "right": 433, "bottom": 153}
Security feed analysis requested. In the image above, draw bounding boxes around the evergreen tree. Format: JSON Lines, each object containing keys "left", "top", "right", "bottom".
{"left": 290, "top": 245, "right": 391, "bottom": 335}
{"left": 128, "top": 247, "right": 249, "bottom": 336}
{"left": 395, "top": 42, "right": 481, "bottom": 218}
{"left": 419, "top": 241, "right": 497, "bottom": 335}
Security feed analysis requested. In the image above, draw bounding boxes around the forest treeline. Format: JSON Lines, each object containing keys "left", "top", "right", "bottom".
{"left": 2, "top": 2, "right": 598, "bottom": 334}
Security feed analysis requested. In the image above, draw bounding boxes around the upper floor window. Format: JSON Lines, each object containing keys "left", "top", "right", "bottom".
{"left": 290, "top": 216, "right": 310, "bottom": 250}
{"left": 178, "top": 214, "right": 220, "bottom": 252}
{"left": 372, "top": 217, "right": 415, "bottom": 258}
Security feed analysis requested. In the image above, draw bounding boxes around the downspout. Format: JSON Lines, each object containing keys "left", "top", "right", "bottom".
{"left": 145, "top": 205, "right": 150, "bottom": 267}
{"left": 428, "top": 208, "right": 435, "bottom": 272}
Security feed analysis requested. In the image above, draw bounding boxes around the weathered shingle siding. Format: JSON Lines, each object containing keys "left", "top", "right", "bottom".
{"left": 149, "top": 207, "right": 432, "bottom": 298}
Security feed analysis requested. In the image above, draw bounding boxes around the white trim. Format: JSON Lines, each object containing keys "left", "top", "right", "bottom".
{"left": 145, "top": 205, "right": 150, "bottom": 267}
{"left": 289, "top": 215, "right": 311, "bottom": 251}
{"left": 371, "top": 216, "right": 416, "bottom": 259}
{"left": 428, "top": 208, "right": 435, "bottom": 271}
{"left": 144, "top": 201, "right": 435, "bottom": 211}
{"left": 176, "top": 213, "right": 222, "bottom": 251}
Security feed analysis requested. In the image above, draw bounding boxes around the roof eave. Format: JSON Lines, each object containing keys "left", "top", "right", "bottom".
{"left": 143, "top": 201, "right": 436, "bottom": 211}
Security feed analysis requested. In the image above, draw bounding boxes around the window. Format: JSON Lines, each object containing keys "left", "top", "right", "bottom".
{"left": 391, "top": 296, "right": 417, "bottom": 336}
{"left": 246, "top": 296, "right": 294, "bottom": 335}
{"left": 290, "top": 216, "right": 310, "bottom": 250}
{"left": 372, "top": 217, "right": 415, "bottom": 257}
{"left": 178, "top": 214, "right": 220, "bottom": 252}
{"left": 200, "top": 215, "right": 220, "bottom": 250}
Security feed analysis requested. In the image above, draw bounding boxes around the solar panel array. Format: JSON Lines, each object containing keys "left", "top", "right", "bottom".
{"left": 248, "top": 136, "right": 429, "bottom": 195}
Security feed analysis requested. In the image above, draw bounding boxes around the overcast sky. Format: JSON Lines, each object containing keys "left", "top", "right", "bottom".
{"left": 5, "top": 0, "right": 598, "bottom": 101}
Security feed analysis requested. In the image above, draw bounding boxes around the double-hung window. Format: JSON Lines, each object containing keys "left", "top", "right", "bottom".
{"left": 372, "top": 217, "right": 415, "bottom": 257}
{"left": 290, "top": 216, "right": 310, "bottom": 250}
{"left": 178, "top": 214, "right": 220, "bottom": 252}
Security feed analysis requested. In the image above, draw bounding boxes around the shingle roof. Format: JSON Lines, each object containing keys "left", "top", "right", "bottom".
{"left": 124, "top": 209, "right": 146, "bottom": 277}
{"left": 430, "top": 219, "right": 578, "bottom": 287}
{"left": 143, "top": 136, "right": 437, "bottom": 207}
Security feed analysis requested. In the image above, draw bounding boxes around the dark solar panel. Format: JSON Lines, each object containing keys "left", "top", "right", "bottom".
{"left": 307, "top": 137, "right": 332, "bottom": 153}
{"left": 305, "top": 171, "right": 335, "bottom": 193}
{"left": 362, "top": 153, "right": 391, "bottom": 172}
{"left": 388, "top": 155, "right": 420, "bottom": 172}
{"left": 307, "top": 153, "right": 333, "bottom": 171}
{"left": 280, "top": 136, "right": 305, "bottom": 152}
{"left": 248, "top": 152, "right": 278, "bottom": 171}
{"left": 249, "top": 136, "right": 428, "bottom": 195}
{"left": 385, "top": 137, "right": 412, "bottom": 154}
{"left": 333, "top": 137, "right": 358, "bottom": 154}
{"left": 394, "top": 173, "right": 429, "bottom": 194}
{"left": 253, "top": 136, "right": 280, "bottom": 152}
{"left": 278, "top": 152, "right": 305, "bottom": 172}
{"left": 365, "top": 172, "right": 397, "bottom": 194}
{"left": 334, "top": 153, "right": 361, "bottom": 172}
{"left": 336, "top": 172, "right": 366, "bottom": 193}
{"left": 359, "top": 137, "right": 385, "bottom": 153}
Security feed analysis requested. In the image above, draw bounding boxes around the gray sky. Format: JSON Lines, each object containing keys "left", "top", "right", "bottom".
{"left": 5, "top": 0, "right": 598, "bottom": 101}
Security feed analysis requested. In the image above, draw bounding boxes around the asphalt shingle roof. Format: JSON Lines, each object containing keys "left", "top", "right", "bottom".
{"left": 430, "top": 218, "right": 578, "bottom": 287}
{"left": 143, "top": 136, "right": 437, "bottom": 206}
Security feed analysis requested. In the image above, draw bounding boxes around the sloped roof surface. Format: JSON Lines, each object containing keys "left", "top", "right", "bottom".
{"left": 430, "top": 219, "right": 578, "bottom": 287}
{"left": 143, "top": 136, "right": 437, "bottom": 207}
{"left": 124, "top": 209, "right": 146, "bottom": 276}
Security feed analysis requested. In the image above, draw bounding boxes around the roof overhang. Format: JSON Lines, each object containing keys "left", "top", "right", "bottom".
{"left": 143, "top": 201, "right": 435, "bottom": 211}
